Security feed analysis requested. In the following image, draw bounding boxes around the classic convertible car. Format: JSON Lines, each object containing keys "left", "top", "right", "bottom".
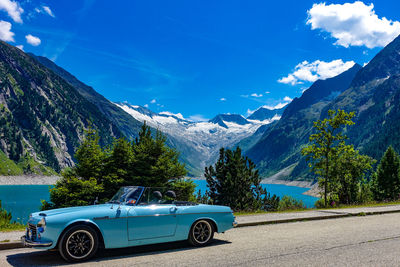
{"left": 22, "top": 186, "right": 237, "bottom": 262}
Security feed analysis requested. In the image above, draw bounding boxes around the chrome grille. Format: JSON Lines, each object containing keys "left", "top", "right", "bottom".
{"left": 28, "top": 223, "right": 37, "bottom": 239}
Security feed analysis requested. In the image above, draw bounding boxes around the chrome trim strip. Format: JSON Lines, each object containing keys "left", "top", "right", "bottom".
{"left": 92, "top": 211, "right": 232, "bottom": 220}
{"left": 21, "top": 235, "right": 53, "bottom": 247}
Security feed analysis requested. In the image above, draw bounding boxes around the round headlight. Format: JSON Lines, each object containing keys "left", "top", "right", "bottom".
{"left": 37, "top": 217, "right": 46, "bottom": 230}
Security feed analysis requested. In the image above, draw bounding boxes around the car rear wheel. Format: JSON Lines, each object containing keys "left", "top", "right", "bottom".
{"left": 188, "top": 220, "right": 214, "bottom": 246}
{"left": 59, "top": 225, "right": 99, "bottom": 262}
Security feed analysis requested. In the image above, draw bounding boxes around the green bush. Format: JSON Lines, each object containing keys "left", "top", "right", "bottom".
{"left": 315, "top": 195, "right": 339, "bottom": 208}
{"left": 278, "top": 196, "right": 305, "bottom": 211}
{"left": 0, "top": 200, "right": 24, "bottom": 231}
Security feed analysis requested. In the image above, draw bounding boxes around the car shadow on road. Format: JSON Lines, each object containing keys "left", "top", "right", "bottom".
{"left": 6, "top": 239, "right": 231, "bottom": 266}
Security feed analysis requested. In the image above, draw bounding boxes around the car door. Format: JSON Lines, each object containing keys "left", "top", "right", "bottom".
{"left": 127, "top": 204, "right": 178, "bottom": 240}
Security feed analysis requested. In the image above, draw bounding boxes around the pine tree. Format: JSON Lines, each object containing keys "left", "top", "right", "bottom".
{"left": 102, "top": 138, "right": 133, "bottom": 198}
{"left": 205, "top": 147, "right": 278, "bottom": 211}
{"left": 74, "top": 126, "right": 105, "bottom": 181}
{"left": 372, "top": 146, "right": 400, "bottom": 200}
{"left": 42, "top": 123, "right": 188, "bottom": 209}
{"left": 130, "top": 123, "right": 186, "bottom": 187}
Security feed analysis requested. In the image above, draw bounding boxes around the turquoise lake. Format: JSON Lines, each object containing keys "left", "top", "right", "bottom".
{"left": 0, "top": 180, "right": 319, "bottom": 224}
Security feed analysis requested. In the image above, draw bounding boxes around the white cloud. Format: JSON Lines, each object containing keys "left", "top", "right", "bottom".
{"left": 0, "top": 0, "right": 23, "bottom": 23}
{"left": 265, "top": 91, "right": 270, "bottom": 94}
{"left": 16, "top": 44, "right": 23, "bottom": 50}
{"left": 188, "top": 114, "right": 208, "bottom": 122}
{"left": 150, "top": 99, "right": 156, "bottom": 104}
{"left": 263, "top": 96, "right": 293, "bottom": 110}
{"left": 220, "top": 97, "right": 227, "bottom": 101}
{"left": 35, "top": 5, "right": 55, "bottom": 18}
{"left": 278, "top": 59, "right": 355, "bottom": 85}
{"left": 25, "top": 34, "right": 41, "bottom": 46}
{"left": 263, "top": 102, "right": 289, "bottom": 110}
{"left": 251, "top": 93, "right": 263, "bottom": 98}
{"left": 307, "top": 1, "right": 400, "bottom": 49}
{"left": 42, "top": 6, "right": 55, "bottom": 18}
{"left": 0, "top": 20, "right": 14, "bottom": 41}
{"left": 144, "top": 104, "right": 149, "bottom": 108}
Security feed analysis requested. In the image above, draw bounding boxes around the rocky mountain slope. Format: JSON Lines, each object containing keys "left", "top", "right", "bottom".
{"left": 0, "top": 41, "right": 121, "bottom": 172}
{"left": 29, "top": 54, "right": 144, "bottom": 139}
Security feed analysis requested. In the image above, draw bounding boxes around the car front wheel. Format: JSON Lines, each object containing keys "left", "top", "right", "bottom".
{"left": 188, "top": 220, "right": 214, "bottom": 246}
{"left": 59, "top": 225, "right": 99, "bottom": 262}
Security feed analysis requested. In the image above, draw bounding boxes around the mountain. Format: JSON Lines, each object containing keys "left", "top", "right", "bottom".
{"left": 247, "top": 106, "right": 285, "bottom": 121}
{"left": 245, "top": 63, "right": 362, "bottom": 179}
{"left": 0, "top": 41, "right": 121, "bottom": 172}
{"left": 115, "top": 103, "right": 280, "bottom": 175}
{"left": 209, "top": 114, "right": 249, "bottom": 128}
{"left": 29, "top": 54, "right": 143, "bottom": 139}
{"left": 322, "top": 34, "right": 400, "bottom": 162}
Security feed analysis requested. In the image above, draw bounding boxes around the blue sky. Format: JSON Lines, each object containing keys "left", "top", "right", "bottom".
{"left": 1, "top": 0, "right": 400, "bottom": 121}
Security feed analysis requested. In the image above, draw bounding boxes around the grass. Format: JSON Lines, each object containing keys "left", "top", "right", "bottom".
{"left": 0, "top": 224, "right": 25, "bottom": 232}
{"left": 0, "top": 150, "right": 23, "bottom": 176}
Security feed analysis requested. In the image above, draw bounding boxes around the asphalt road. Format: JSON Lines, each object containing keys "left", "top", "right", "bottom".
{"left": 2, "top": 213, "right": 400, "bottom": 266}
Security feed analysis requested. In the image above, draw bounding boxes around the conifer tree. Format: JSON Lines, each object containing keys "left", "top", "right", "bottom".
{"left": 130, "top": 123, "right": 186, "bottom": 187}
{"left": 74, "top": 126, "right": 105, "bottom": 181}
{"left": 205, "top": 147, "right": 279, "bottom": 211}
{"left": 371, "top": 146, "right": 400, "bottom": 200}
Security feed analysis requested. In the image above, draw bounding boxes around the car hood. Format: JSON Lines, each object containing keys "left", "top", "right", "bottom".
{"left": 34, "top": 204, "right": 113, "bottom": 217}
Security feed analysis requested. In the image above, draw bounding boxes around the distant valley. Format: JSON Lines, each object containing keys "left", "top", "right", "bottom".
{"left": 2, "top": 33, "right": 400, "bottom": 181}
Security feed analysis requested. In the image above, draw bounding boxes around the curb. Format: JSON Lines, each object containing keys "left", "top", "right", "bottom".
{"left": 1, "top": 208, "right": 400, "bottom": 251}
{"left": 236, "top": 208, "right": 400, "bottom": 228}
{"left": 0, "top": 241, "right": 24, "bottom": 250}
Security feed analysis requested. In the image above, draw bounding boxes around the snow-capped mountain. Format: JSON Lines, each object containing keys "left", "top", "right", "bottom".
{"left": 247, "top": 106, "right": 285, "bottom": 121}
{"left": 115, "top": 102, "right": 281, "bottom": 175}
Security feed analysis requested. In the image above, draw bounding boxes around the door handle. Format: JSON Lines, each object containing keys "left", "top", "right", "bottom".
{"left": 170, "top": 207, "right": 177, "bottom": 213}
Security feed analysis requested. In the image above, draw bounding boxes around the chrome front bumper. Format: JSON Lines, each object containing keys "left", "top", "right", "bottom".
{"left": 21, "top": 235, "right": 53, "bottom": 248}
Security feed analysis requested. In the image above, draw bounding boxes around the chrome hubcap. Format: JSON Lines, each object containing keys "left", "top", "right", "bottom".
{"left": 193, "top": 221, "right": 212, "bottom": 244}
{"left": 66, "top": 230, "right": 94, "bottom": 259}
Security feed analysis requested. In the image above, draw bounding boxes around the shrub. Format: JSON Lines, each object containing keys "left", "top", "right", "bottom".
{"left": 278, "top": 196, "right": 305, "bottom": 211}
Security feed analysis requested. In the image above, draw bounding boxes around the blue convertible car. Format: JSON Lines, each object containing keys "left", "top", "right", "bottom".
{"left": 22, "top": 186, "right": 237, "bottom": 262}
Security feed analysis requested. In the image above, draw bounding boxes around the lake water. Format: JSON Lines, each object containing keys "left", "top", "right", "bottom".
{"left": 0, "top": 181, "right": 318, "bottom": 224}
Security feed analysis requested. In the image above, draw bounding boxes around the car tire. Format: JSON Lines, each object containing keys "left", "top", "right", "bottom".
{"left": 59, "top": 225, "right": 99, "bottom": 262}
{"left": 188, "top": 219, "right": 214, "bottom": 246}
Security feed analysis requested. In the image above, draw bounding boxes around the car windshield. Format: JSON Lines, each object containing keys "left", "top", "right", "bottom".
{"left": 108, "top": 186, "right": 144, "bottom": 204}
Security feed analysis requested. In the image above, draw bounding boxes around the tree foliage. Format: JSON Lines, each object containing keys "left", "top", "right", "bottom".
{"left": 330, "top": 145, "right": 375, "bottom": 204}
{"left": 302, "top": 110, "right": 355, "bottom": 206}
{"left": 42, "top": 123, "right": 187, "bottom": 209}
{"left": 205, "top": 147, "right": 279, "bottom": 211}
{"left": 302, "top": 109, "right": 375, "bottom": 206}
{"left": 371, "top": 146, "right": 400, "bottom": 201}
